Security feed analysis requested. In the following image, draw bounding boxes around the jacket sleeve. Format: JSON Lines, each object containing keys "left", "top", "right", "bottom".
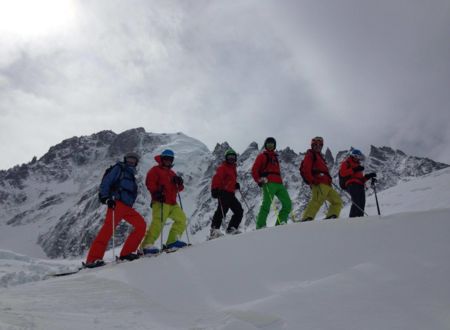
{"left": 99, "top": 164, "right": 122, "bottom": 199}
{"left": 301, "top": 151, "right": 314, "bottom": 184}
{"left": 211, "top": 165, "right": 224, "bottom": 190}
{"left": 339, "top": 159, "right": 353, "bottom": 177}
{"left": 251, "top": 154, "right": 264, "bottom": 183}
{"left": 145, "top": 167, "right": 159, "bottom": 195}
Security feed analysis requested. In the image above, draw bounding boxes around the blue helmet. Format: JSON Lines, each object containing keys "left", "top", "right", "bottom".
{"left": 349, "top": 148, "right": 364, "bottom": 160}
{"left": 161, "top": 149, "right": 175, "bottom": 158}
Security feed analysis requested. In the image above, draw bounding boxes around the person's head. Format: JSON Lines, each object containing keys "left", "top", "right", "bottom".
{"left": 160, "top": 149, "right": 175, "bottom": 167}
{"left": 349, "top": 148, "right": 365, "bottom": 162}
{"left": 264, "top": 137, "right": 276, "bottom": 151}
{"left": 311, "top": 136, "right": 324, "bottom": 152}
{"left": 224, "top": 148, "right": 237, "bottom": 164}
{"left": 124, "top": 152, "right": 140, "bottom": 167}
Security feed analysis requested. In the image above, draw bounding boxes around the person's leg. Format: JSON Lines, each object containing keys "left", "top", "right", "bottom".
{"left": 119, "top": 205, "right": 147, "bottom": 256}
{"left": 166, "top": 205, "right": 187, "bottom": 245}
{"left": 227, "top": 194, "right": 243, "bottom": 230}
{"left": 325, "top": 186, "right": 343, "bottom": 218}
{"left": 301, "top": 184, "right": 327, "bottom": 220}
{"left": 256, "top": 183, "right": 275, "bottom": 229}
{"left": 141, "top": 202, "right": 169, "bottom": 248}
{"left": 274, "top": 184, "right": 292, "bottom": 224}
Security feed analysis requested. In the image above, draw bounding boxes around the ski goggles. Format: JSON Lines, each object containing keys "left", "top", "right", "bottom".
{"left": 225, "top": 154, "right": 237, "bottom": 161}
{"left": 161, "top": 156, "right": 174, "bottom": 163}
{"left": 265, "top": 142, "right": 276, "bottom": 150}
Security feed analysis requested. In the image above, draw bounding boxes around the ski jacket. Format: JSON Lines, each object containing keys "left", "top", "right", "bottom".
{"left": 339, "top": 156, "right": 368, "bottom": 187}
{"left": 300, "top": 149, "right": 332, "bottom": 186}
{"left": 252, "top": 150, "right": 283, "bottom": 184}
{"left": 146, "top": 155, "right": 184, "bottom": 205}
{"left": 211, "top": 161, "right": 238, "bottom": 193}
{"left": 99, "top": 162, "right": 138, "bottom": 207}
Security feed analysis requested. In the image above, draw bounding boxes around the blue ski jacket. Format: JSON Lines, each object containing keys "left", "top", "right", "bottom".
{"left": 99, "top": 162, "right": 138, "bottom": 207}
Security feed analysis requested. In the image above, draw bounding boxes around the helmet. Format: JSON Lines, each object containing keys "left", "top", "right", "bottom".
{"left": 311, "top": 136, "right": 324, "bottom": 147}
{"left": 224, "top": 148, "right": 237, "bottom": 158}
{"left": 264, "top": 137, "right": 276, "bottom": 150}
{"left": 349, "top": 148, "right": 365, "bottom": 161}
{"left": 124, "top": 152, "right": 140, "bottom": 165}
{"left": 224, "top": 148, "right": 237, "bottom": 162}
{"left": 161, "top": 149, "right": 175, "bottom": 158}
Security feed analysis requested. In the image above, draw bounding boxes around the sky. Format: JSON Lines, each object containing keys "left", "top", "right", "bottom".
{"left": 1, "top": 0, "right": 450, "bottom": 170}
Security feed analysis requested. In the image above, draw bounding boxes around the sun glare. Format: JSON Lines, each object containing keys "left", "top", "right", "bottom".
{"left": 0, "top": 0, "right": 78, "bottom": 38}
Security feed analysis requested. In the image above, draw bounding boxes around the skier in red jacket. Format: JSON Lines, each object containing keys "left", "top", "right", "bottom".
{"left": 140, "top": 149, "right": 187, "bottom": 254}
{"left": 300, "top": 136, "right": 342, "bottom": 221}
{"left": 209, "top": 148, "right": 244, "bottom": 239}
{"left": 339, "top": 149, "right": 376, "bottom": 217}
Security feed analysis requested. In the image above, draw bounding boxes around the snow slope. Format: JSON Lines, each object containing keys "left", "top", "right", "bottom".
{"left": 1, "top": 208, "right": 450, "bottom": 330}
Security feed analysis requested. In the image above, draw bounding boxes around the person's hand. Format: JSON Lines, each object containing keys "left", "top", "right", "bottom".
{"left": 154, "top": 190, "right": 165, "bottom": 203}
{"left": 258, "top": 177, "right": 268, "bottom": 187}
{"left": 106, "top": 199, "right": 116, "bottom": 209}
{"left": 235, "top": 182, "right": 240, "bottom": 190}
{"left": 172, "top": 176, "right": 183, "bottom": 185}
{"left": 211, "top": 189, "right": 220, "bottom": 199}
{"left": 364, "top": 172, "right": 376, "bottom": 180}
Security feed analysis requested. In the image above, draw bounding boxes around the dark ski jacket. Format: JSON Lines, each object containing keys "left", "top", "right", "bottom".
{"left": 99, "top": 162, "right": 138, "bottom": 207}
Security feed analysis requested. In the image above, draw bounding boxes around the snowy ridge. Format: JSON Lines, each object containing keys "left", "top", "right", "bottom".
{"left": 1, "top": 208, "right": 449, "bottom": 329}
{"left": 0, "top": 128, "right": 448, "bottom": 259}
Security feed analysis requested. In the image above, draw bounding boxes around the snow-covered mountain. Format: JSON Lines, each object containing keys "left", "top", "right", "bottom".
{"left": 0, "top": 128, "right": 448, "bottom": 259}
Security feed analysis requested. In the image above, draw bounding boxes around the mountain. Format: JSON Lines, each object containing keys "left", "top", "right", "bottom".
{"left": 0, "top": 128, "right": 448, "bottom": 259}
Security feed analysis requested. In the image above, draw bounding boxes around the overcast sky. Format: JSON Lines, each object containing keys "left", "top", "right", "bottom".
{"left": 1, "top": 0, "right": 449, "bottom": 170}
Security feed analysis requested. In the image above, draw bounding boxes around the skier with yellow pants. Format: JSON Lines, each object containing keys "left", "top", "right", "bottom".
{"left": 141, "top": 149, "right": 187, "bottom": 255}
{"left": 300, "top": 137, "right": 342, "bottom": 221}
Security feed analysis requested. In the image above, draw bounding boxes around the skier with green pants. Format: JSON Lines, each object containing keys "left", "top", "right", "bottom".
{"left": 251, "top": 137, "right": 292, "bottom": 229}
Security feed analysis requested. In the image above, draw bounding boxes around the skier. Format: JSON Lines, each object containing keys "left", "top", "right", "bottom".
{"left": 140, "top": 149, "right": 187, "bottom": 255}
{"left": 339, "top": 148, "right": 377, "bottom": 217}
{"left": 209, "top": 148, "right": 244, "bottom": 239}
{"left": 251, "top": 137, "right": 292, "bottom": 229}
{"left": 85, "top": 152, "right": 146, "bottom": 268}
{"left": 300, "top": 137, "right": 342, "bottom": 221}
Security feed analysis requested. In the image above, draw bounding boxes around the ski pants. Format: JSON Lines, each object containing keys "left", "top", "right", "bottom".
{"left": 256, "top": 182, "right": 292, "bottom": 229}
{"left": 302, "top": 184, "right": 342, "bottom": 220}
{"left": 86, "top": 201, "right": 146, "bottom": 263}
{"left": 346, "top": 183, "right": 366, "bottom": 217}
{"left": 212, "top": 191, "right": 243, "bottom": 230}
{"left": 141, "top": 202, "right": 186, "bottom": 248}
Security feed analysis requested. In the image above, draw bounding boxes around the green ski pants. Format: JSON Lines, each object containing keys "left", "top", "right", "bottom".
{"left": 256, "top": 182, "right": 292, "bottom": 229}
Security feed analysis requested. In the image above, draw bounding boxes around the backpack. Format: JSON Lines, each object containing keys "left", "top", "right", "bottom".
{"left": 98, "top": 163, "right": 125, "bottom": 202}
{"left": 338, "top": 161, "right": 351, "bottom": 189}
{"left": 299, "top": 150, "right": 316, "bottom": 184}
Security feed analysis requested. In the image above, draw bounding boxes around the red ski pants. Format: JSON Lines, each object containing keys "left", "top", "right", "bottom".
{"left": 86, "top": 201, "right": 146, "bottom": 263}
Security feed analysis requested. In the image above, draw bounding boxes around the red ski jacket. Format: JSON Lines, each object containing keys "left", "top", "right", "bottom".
{"left": 339, "top": 156, "right": 368, "bottom": 187}
{"left": 211, "top": 161, "right": 237, "bottom": 193}
{"left": 252, "top": 150, "right": 283, "bottom": 184}
{"left": 146, "top": 155, "right": 184, "bottom": 205}
{"left": 300, "top": 149, "right": 332, "bottom": 185}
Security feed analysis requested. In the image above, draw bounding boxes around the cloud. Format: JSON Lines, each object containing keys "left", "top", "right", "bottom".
{"left": 0, "top": 0, "right": 449, "bottom": 169}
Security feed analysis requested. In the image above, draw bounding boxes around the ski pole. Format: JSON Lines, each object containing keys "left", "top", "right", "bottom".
{"left": 111, "top": 200, "right": 116, "bottom": 262}
{"left": 371, "top": 179, "right": 381, "bottom": 216}
{"left": 177, "top": 191, "right": 191, "bottom": 245}
{"left": 160, "top": 200, "right": 164, "bottom": 250}
{"left": 264, "top": 184, "right": 281, "bottom": 225}
{"left": 331, "top": 182, "right": 369, "bottom": 217}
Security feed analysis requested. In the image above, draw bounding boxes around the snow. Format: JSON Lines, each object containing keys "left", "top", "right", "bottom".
{"left": 0, "top": 167, "right": 449, "bottom": 329}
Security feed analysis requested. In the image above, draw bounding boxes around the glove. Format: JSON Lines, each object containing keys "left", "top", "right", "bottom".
{"left": 106, "top": 199, "right": 116, "bottom": 209}
{"left": 100, "top": 196, "right": 108, "bottom": 204}
{"left": 172, "top": 176, "right": 184, "bottom": 185}
{"left": 258, "top": 177, "right": 268, "bottom": 187}
{"left": 211, "top": 189, "right": 221, "bottom": 199}
{"left": 235, "top": 182, "right": 240, "bottom": 190}
{"left": 154, "top": 190, "right": 165, "bottom": 203}
{"left": 354, "top": 165, "right": 365, "bottom": 172}
{"left": 364, "top": 172, "right": 377, "bottom": 180}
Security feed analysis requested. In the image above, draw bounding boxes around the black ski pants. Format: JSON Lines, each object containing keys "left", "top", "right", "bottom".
{"left": 212, "top": 191, "right": 243, "bottom": 230}
{"left": 346, "top": 183, "right": 366, "bottom": 217}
